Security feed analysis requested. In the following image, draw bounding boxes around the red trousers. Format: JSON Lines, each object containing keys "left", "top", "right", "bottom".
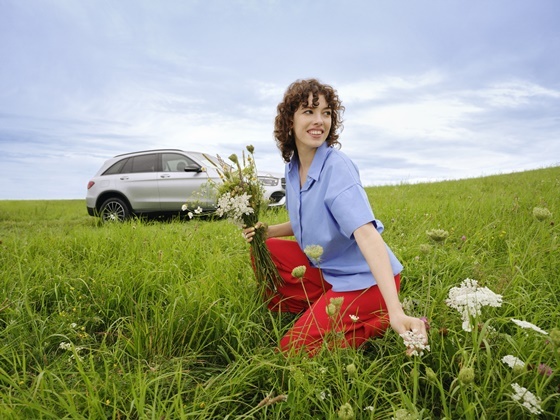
{"left": 263, "top": 238, "right": 400, "bottom": 355}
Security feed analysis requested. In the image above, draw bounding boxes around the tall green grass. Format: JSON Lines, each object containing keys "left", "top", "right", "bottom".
{"left": 0, "top": 167, "right": 558, "bottom": 419}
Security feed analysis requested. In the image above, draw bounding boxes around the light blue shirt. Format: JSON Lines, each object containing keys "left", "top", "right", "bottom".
{"left": 285, "top": 142, "right": 403, "bottom": 292}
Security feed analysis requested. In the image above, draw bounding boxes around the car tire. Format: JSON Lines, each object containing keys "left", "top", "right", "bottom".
{"left": 100, "top": 197, "right": 130, "bottom": 222}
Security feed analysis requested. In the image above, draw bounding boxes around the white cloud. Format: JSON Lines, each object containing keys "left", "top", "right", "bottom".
{"left": 339, "top": 71, "right": 444, "bottom": 103}
{"left": 475, "top": 80, "right": 560, "bottom": 108}
{"left": 353, "top": 98, "right": 482, "bottom": 140}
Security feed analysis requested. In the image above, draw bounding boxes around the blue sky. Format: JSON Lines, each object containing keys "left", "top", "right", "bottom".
{"left": 1, "top": 0, "right": 559, "bottom": 200}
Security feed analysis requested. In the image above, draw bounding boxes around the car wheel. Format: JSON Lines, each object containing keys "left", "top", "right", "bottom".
{"left": 100, "top": 197, "right": 130, "bottom": 222}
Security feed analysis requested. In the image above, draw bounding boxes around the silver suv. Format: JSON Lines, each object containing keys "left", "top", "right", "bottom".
{"left": 86, "top": 149, "right": 285, "bottom": 222}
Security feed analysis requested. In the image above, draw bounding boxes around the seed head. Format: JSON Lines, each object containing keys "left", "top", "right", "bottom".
{"left": 549, "top": 328, "right": 560, "bottom": 346}
{"left": 458, "top": 366, "right": 475, "bottom": 385}
{"left": 337, "top": 402, "right": 354, "bottom": 420}
{"left": 291, "top": 265, "right": 306, "bottom": 279}
{"left": 533, "top": 207, "right": 552, "bottom": 221}
{"left": 345, "top": 363, "right": 357, "bottom": 378}
{"left": 425, "top": 366, "right": 438, "bottom": 382}
{"left": 426, "top": 229, "right": 449, "bottom": 242}
{"left": 304, "top": 244, "right": 324, "bottom": 262}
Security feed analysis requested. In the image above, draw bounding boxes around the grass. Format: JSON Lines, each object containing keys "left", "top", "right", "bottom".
{"left": 0, "top": 166, "right": 559, "bottom": 419}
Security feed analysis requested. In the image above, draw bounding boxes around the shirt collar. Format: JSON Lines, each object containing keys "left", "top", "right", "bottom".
{"left": 307, "top": 142, "right": 331, "bottom": 181}
{"left": 287, "top": 142, "right": 332, "bottom": 184}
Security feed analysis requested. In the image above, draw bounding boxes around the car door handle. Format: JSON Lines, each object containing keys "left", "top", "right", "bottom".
{"left": 160, "top": 174, "right": 171, "bottom": 178}
{"left": 120, "top": 176, "right": 129, "bottom": 180}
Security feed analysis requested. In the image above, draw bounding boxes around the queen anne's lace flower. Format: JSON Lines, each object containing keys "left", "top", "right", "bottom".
{"left": 59, "top": 342, "right": 72, "bottom": 350}
{"left": 501, "top": 355, "right": 525, "bottom": 370}
{"left": 400, "top": 329, "right": 430, "bottom": 356}
{"left": 445, "top": 278, "right": 503, "bottom": 331}
{"left": 511, "top": 383, "right": 543, "bottom": 415}
{"left": 511, "top": 318, "right": 548, "bottom": 335}
{"left": 215, "top": 192, "right": 254, "bottom": 227}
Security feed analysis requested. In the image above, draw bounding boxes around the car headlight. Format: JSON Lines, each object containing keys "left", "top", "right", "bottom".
{"left": 258, "top": 176, "right": 279, "bottom": 186}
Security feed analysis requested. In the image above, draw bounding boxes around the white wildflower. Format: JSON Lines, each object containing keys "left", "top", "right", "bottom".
{"left": 187, "top": 212, "right": 193, "bottom": 219}
{"left": 349, "top": 314, "right": 359, "bottom": 323}
{"left": 181, "top": 204, "right": 188, "bottom": 211}
{"left": 511, "top": 318, "right": 548, "bottom": 335}
{"left": 70, "top": 323, "right": 77, "bottom": 328}
{"left": 69, "top": 353, "right": 84, "bottom": 362}
{"left": 318, "top": 390, "right": 331, "bottom": 400}
{"left": 400, "top": 329, "right": 430, "bottom": 356}
{"left": 59, "top": 342, "right": 72, "bottom": 351}
{"left": 364, "top": 406, "right": 374, "bottom": 412}
{"left": 445, "top": 278, "right": 503, "bottom": 332}
{"left": 194, "top": 206, "right": 203, "bottom": 214}
{"left": 511, "top": 383, "right": 542, "bottom": 415}
{"left": 215, "top": 192, "right": 254, "bottom": 227}
{"left": 501, "top": 355, "right": 525, "bottom": 369}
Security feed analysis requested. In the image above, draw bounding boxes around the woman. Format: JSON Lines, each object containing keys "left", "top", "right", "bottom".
{"left": 244, "top": 78, "right": 427, "bottom": 355}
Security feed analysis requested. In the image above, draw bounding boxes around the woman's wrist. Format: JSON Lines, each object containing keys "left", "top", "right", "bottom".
{"left": 260, "top": 222, "right": 269, "bottom": 238}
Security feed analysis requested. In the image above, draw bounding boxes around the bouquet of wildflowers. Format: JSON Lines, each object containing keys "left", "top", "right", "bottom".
{"left": 205, "top": 145, "right": 284, "bottom": 294}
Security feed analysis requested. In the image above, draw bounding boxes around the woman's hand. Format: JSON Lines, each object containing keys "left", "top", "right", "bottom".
{"left": 242, "top": 222, "right": 267, "bottom": 243}
{"left": 389, "top": 311, "right": 428, "bottom": 342}
{"left": 242, "top": 221, "right": 293, "bottom": 242}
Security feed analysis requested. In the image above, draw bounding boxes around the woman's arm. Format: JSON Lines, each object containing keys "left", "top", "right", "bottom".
{"left": 266, "top": 221, "right": 293, "bottom": 238}
{"left": 353, "top": 223, "right": 427, "bottom": 339}
{"left": 243, "top": 221, "right": 293, "bottom": 242}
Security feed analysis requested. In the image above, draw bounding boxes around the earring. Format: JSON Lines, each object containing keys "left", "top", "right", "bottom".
{"left": 289, "top": 130, "right": 292, "bottom": 136}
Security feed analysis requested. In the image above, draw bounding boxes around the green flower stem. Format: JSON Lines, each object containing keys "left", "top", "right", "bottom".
{"left": 250, "top": 225, "right": 284, "bottom": 295}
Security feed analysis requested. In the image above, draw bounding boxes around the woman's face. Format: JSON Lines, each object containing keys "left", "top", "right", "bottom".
{"left": 292, "top": 93, "right": 332, "bottom": 154}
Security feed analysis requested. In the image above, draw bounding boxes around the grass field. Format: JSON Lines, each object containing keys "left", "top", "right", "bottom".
{"left": 0, "top": 166, "right": 559, "bottom": 419}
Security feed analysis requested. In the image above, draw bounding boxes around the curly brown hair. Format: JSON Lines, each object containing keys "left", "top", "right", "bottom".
{"left": 274, "top": 78, "right": 344, "bottom": 163}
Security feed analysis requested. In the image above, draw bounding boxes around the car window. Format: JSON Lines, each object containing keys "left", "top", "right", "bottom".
{"left": 162, "top": 153, "right": 198, "bottom": 172}
{"left": 128, "top": 154, "right": 158, "bottom": 173}
{"left": 103, "top": 158, "right": 129, "bottom": 175}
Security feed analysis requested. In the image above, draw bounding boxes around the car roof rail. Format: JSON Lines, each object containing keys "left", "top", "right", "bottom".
{"left": 114, "top": 149, "right": 184, "bottom": 157}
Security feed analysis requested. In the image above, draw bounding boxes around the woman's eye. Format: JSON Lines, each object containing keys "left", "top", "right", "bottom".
{"left": 324, "top": 111, "right": 332, "bottom": 116}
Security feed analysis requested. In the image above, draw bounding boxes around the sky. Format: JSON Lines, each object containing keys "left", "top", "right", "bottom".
{"left": 1, "top": 0, "right": 559, "bottom": 200}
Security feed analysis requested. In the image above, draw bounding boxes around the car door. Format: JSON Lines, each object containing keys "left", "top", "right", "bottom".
{"left": 157, "top": 152, "right": 214, "bottom": 211}
{"left": 114, "top": 153, "right": 161, "bottom": 212}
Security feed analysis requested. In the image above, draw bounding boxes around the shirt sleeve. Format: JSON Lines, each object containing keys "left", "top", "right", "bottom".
{"left": 329, "top": 184, "right": 375, "bottom": 238}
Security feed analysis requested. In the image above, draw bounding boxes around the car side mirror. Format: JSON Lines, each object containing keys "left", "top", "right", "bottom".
{"left": 183, "top": 165, "right": 204, "bottom": 173}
